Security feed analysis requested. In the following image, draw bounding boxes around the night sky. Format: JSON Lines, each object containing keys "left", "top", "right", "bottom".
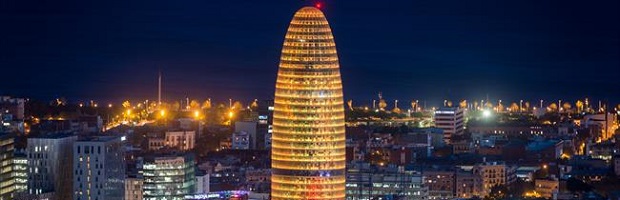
{"left": 2, "top": 0, "right": 619, "bottom": 107}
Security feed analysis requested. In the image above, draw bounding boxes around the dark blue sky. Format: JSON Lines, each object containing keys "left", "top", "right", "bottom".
{"left": 2, "top": 0, "right": 618, "bottom": 107}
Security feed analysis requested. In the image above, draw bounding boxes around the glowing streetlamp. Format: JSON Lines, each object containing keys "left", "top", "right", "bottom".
{"left": 482, "top": 109, "right": 492, "bottom": 118}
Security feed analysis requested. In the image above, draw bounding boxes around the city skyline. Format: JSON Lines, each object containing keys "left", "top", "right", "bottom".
{"left": 2, "top": 0, "right": 619, "bottom": 104}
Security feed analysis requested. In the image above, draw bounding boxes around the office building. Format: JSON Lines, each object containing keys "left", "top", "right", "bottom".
{"left": 434, "top": 107, "right": 464, "bottom": 144}
{"left": 346, "top": 165, "right": 427, "bottom": 200}
{"left": 27, "top": 133, "right": 77, "bottom": 199}
{"left": 73, "top": 136, "right": 125, "bottom": 200}
{"left": 0, "top": 133, "right": 14, "bottom": 200}
{"left": 257, "top": 100, "right": 274, "bottom": 150}
{"left": 271, "top": 6, "right": 346, "bottom": 199}
{"left": 140, "top": 152, "right": 195, "bottom": 200}
{"left": 13, "top": 150, "right": 27, "bottom": 194}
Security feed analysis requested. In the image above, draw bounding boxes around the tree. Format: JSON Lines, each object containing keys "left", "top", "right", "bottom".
{"left": 562, "top": 102, "right": 572, "bottom": 112}
{"left": 547, "top": 103, "right": 558, "bottom": 112}
{"left": 202, "top": 99, "right": 212, "bottom": 110}
{"left": 510, "top": 102, "right": 519, "bottom": 112}
{"left": 378, "top": 99, "right": 387, "bottom": 111}
{"left": 172, "top": 101, "right": 181, "bottom": 111}
{"left": 525, "top": 101, "right": 531, "bottom": 111}
{"left": 576, "top": 100, "right": 584, "bottom": 112}
{"left": 232, "top": 101, "right": 243, "bottom": 111}
{"left": 122, "top": 101, "right": 131, "bottom": 108}
{"left": 250, "top": 99, "right": 259, "bottom": 110}
{"left": 189, "top": 100, "right": 201, "bottom": 110}
{"left": 460, "top": 100, "right": 467, "bottom": 108}
{"left": 566, "top": 177, "right": 592, "bottom": 192}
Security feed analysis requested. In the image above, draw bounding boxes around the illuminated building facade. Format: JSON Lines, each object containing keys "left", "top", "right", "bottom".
{"left": 140, "top": 152, "right": 195, "bottom": 200}
{"left": 0, "top": 133, "right": 14, "bottom": 200}
{"left": 13, "top": 151, "right": 27, "bottom": 194}
{"left": 345, "top": 166, "right": 427, "bottom": 200}
{"left": 434, "top": 107, "right": 464, "bottom": 144}
{"left": 271, "top": 6, "right": 346, "bottom": 199}
{"left": 73, "top": 136, "right": 125, "bottom": 200}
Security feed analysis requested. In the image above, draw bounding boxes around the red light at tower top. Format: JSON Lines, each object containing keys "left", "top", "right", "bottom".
{"left": 315, "top": 3, "right": 322, "bottom": 9}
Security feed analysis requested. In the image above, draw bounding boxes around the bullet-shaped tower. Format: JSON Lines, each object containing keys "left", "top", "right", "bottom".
{"left": 271, "top": 6, "right": 346, "bottom": 200}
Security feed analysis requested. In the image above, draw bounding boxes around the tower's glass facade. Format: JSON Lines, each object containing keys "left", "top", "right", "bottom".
{"left": 271, "top": 6, "right": 346, "bottom": 200}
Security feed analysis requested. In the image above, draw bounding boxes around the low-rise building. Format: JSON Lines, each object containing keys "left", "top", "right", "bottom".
{"left": 455, "top": 168, "right": 482, "bottom": 198}
{"left": 473, "top": 161, "right": 506, "bottom": 197}
{"left": 535, "top": 177, "right": 559, "bottom": 199}
{"left": 164, "top": 130, "right": 195, "bottom": 151}
{"left": 346, "top": 164, "right": 427, "bottom": 200}
{"left": 422, "top": 167, "right": 455, "bottom": 200}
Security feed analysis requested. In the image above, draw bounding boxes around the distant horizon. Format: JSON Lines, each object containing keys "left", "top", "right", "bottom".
{"left": 12, "top": 93, "right": 619, "bottom": 111}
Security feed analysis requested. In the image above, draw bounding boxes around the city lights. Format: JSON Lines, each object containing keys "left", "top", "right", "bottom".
{"left": 482, "top": 109, "right": 491, "bottom": 118}
{"left": 1, "top": 2, "right": 618, "bottom": 200}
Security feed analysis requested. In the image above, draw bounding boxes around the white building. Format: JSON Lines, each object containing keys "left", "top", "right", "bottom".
{"left": 165, "top": 130, "right": 195, "bottom": 151}
{"left": 73, "top": 136, "right": 125, "bottom": 200}
{"left": 27, "top": 133, "right": 77, "bottom": 199}
{"left": 195, "top": 171, "right": 210, "bottom": 194}
{"left": 434, "top": 107, "right": 464, "bottom": 144}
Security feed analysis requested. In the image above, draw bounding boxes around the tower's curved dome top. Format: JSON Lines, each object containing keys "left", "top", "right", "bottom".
{"left": 292, "top": 6, "right": 326, "bottom": 19}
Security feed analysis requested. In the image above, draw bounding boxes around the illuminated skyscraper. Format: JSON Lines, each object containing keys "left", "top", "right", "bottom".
{"left": 271, "top": 6, "right": 346, "bottom": 199}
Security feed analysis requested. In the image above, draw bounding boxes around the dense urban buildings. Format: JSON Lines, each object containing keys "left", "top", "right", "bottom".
{"left": 271, "top": 6, "right": 347, "bottom": 200}
{"left": 1, "top": 2, "right": 620, "bottom": 200}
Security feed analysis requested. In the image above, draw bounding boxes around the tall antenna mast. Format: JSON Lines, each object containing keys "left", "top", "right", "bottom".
{"left": 158, "top": 69, "right": 162, "bottom": 106}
